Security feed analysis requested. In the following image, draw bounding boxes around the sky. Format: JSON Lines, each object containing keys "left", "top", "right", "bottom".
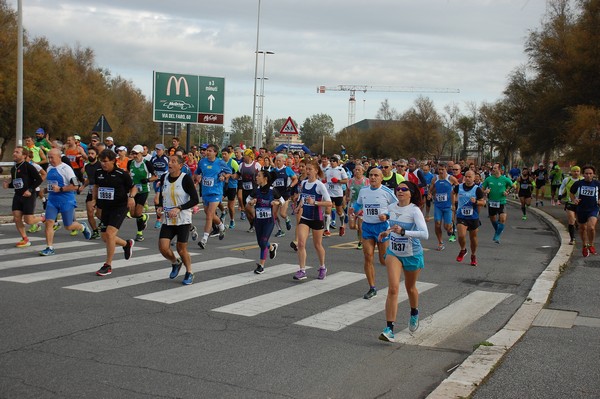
{"left": 9, "top": 0, "right": 549, "bottom": 133}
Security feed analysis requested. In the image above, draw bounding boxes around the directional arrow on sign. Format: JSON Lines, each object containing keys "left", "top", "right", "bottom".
{"left": 208, "top": 95, "right": 215, "bottom": 111}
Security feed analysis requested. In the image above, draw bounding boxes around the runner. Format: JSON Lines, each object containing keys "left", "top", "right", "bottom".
{"left": 93, "top": 149, "right": 136, "bottom": 275}
{"left": 549, "top": 163, "right": 564, "bottom": 206}
{"left": 428, "top": 162, "right": 459, "bottom": 250}
{"left": 324, "top": 155, "right": 348, "bottom": 237}
{"left": 378, "top": 181, "right": 428, "bottom": 341}
{"left": 79, "top": 146, "right": 103, "bottom": 239}
{"left": 346, "top": 164, "right": 369, "bottom": 250}
{"left": 40, "top": 149, "right": 92, "bottom": 256}
{"left": 246, "top": 169, "right": 284, "bottom": 274}
{"left": 569, "top": 165, "right": 600, "bottom": 257}
{"left": 516, "top": 167, "right": 535, "bottom": 221}
{"left": 2, "top": 147, "right": 44, "bottom": 248}
{"left": 272, "top": 153, "right": 298, "bottom": 238}
{"left": 221, "top": 148, "right": 240, "bottom": 229}
{"left": 349, "top": 167, "right": 397, "bottom": 299}
{"left": 237, "top": 149, "right": 261, "bottom": 232}
{"left": 533, "top": 162, "right": 548, "bottom": 207}
{"left": 194, "top": 144, "right": 232, "bottom": 249}
{"left": 157, "top": 154, "right": 200, "bottom": 285}
{"left": 128, "top": 145, "right": 157, "bottom": 242}
{"left": 558, "top": 166, "right": 583, "bottom": 244}
{"left": 290, "top": 158, "right": 308, "bottom": 252}
{"left": 482, "top": 163, "right": 514, "bottom": 244}
{"left": 150, "top": 144, "right": 169, "bottom": 228}
{"left": 293, "top": 159, "right": 332, "bottom": 281}
{"left": 453, "top": 170, "right": 486, "bottom": 266}
{"left": 422, "top": 163, "right": 434, "bottom": 221}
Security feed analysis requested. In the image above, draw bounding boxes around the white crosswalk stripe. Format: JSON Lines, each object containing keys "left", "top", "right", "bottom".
{"left": 64, "top": 257, "right": 249, "bottom": 292}
{"left": 393, "top": 290, "right": 512, "bottom": 346}
{"left": 0, "top": 236, "right": 45, "bottom": 246}
{"left": 136, "top": 264, "right": 303, "bottom": 304}
{"left": 294, "top": 281, "right": 438, "bottom": 331}
{"left": 0, "top": 241, "right": 96, "bottom": 256}
{"left": 213, "top": 271, "right": 365, "bottom": 317}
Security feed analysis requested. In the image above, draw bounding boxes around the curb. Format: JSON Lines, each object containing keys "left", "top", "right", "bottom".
{"left": 426, "top": 204, "right": 573, "bottom": 399}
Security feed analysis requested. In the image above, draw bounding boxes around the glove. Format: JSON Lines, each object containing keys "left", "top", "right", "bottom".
{"left": 322, "top": 179, "right": 327, "bottom": 184}
{"left": 331, "top": 177, "right": 339, "bottom": 183}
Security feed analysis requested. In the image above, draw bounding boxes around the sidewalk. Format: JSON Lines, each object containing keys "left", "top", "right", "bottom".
{"left": 430, "top": 200, "right": 600, "bottom": 398}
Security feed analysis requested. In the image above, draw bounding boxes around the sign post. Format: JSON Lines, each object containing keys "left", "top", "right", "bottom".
{"left": 279, "top": 117, "right": 299, "bottom": 154}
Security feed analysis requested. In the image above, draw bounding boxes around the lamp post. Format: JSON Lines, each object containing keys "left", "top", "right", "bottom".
{"left": 251, "top": 0, "right": 262, "bottom": 149}
{"left": 16, "top": 0, "right": 24, "bottom": 145}
{"left": 256, "top": 50, "right": 274, "bottom": 148}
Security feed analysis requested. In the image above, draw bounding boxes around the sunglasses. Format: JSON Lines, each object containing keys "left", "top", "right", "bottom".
{"left": 396, "top": 187, "right": 410, "bottom": 192}
{"left": 398, "top": 165, "right": 406, "bottom": 168}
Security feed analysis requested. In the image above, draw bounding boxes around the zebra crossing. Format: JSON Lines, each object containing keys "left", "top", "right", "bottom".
{"left": 0, "top": 234, "right": 514, "bottom": 346}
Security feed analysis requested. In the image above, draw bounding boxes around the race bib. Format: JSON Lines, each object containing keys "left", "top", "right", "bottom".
{"left": 274, "top": 178, "right": 284, "bottom": 187}
{"left": 435, "top": 193, "right": 447, "bottom": 202}
{"left": 390, "top": 235, "right": 413, "bottom": 257}
{"left": 256, "top": 207, "right": 272, "bottom": 219}
{"left": 242, "top": 181, "right": 253, "bottom": 190}
{"left": 328, "top": 183, "right": 335, "bottom": 190}
{"left": 47, "top": 180, "right": 58, "bottom": 191}
{"left": 580, "top": 186, "right": 595, "bottom": 196}
{"left": 461, "top": 207, "right": 473, "bottom": 216}
{"left": 364, "top": 204, "right": 380, "bottom": 217}
{"left": 520, "top": 184, "right": 529, "bottom": 189}
{"left": 67, "top": 155, "right": 76, "bottom": 163}
{"left": 98, "top": 187, "right": 115, "bottom": 200}
{"left": 489, "top": 201, "right": 500, "bottom": 208}
{"left": 163, "top": 207, "right": 176, "bottom": 226}
{"left": 13, "top": 178, "right": 24, "bottom": 190}
{"left": 203, "top": 177, "right": 215, "bottom": 187}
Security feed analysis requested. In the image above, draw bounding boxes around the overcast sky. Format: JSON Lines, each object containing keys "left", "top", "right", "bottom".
{"left": 10, "top": 0, "right": 549, "bottom": 133}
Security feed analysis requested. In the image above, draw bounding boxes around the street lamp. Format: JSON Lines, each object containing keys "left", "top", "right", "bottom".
{"left": 256, "top": 50, "right": 274, "bottom": 148}
{"left": 251, "top": 0, "right": 262, "bottom": 149}
{"left": 16, "top": 0, "right": 24, "bottom": 145}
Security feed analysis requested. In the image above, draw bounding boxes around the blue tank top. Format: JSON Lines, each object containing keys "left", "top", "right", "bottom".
{"left": 433, "top": 176, "right": 453, "bottom": 209}
{"left": 456, "top": 184, "right": 479, "bottom": 220}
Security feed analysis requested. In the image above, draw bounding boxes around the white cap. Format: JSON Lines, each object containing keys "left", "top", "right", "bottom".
{"left": 106, "top": 136, "right": 114, "bottom": 141}
{"left": 131, "top": 145, "right": 144, "bottom": 153}
{"left": 116, "top": 146, "right": 127, "bottom": 152}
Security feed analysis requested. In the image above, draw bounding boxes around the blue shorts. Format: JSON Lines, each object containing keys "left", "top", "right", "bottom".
{"left": 203, "top": 193, "right": 221, "bottom": 204}
{"left": 434, "top": 205, "right": 453, "bottom": 225}
{"left": 362, "top": 221, "right": 389, "bottom": 242}
{"left": 45, "top": 201, "right": 76, "bottom": 227}
{"left": 385, "top": 250, "right": 425, "bottom": 272}
{"left": 576, "top": 209, "right": 599, "bottom": 225}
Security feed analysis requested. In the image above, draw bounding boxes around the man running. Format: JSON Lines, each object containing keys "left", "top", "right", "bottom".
{"left": 128, "top": 145, "right": 157, "bottom": 242}
{"left": 428, "top": 162, "right": 459, "bottom": 250}
{"left": 533, "top": 162, "right": 548, "bottom": 207}
{"left": 558, "top": 166, "right": 583, "bottom": 244}
{"left": 272, "top": 153, "right": 298, "bottom": 238}
{"left": 481, "top": 163, "right": 514, "bottom": 243}
{"left": 324, "top": 155, "right": 348, "bottom": 237}
{"left": 453, "top": 170, "right": 486, "bottom": 266}
{"left": 150, "top": 144, "right": 169, "bottom": 228}
{"left": 569, "top": 165, "right": 600, "bottom": 257}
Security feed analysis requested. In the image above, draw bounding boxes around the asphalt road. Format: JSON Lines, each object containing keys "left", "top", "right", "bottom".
{"left": 0, "top": 198, "right": 557, "bottom": 398}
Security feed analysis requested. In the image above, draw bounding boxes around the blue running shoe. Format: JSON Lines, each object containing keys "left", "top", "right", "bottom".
{"left": 240, "top": 211, "right": 246, "bottom": 221}
{"left": 81, "top": 222, "right": 92, "bottom": 240}
{"left": 169, "top": 259, "right": 182, "bottom": 279}
{"left": 285, "top": 217, "right": 292, "bottom": 231}
{"left": 275, "top": 230, "right": 285, "bottom": 238}
{"left": 39, "top": 247, "right": 55, "bottom": 256}
{"left": 229, "top": 220, "right": 235, "bottom": 229}
{"left": 154, "top": 220, "right": 162, "bottom": 229}
{"left": 379, "top": 327, "right": 395, "bottom": 342}
{"left": 182, "top": 272, "right": 194, "bottom": 285}
{"left": 409, "top": 314, "right": 419, "bottom": 332}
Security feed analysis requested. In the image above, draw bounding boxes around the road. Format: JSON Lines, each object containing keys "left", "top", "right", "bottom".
{"left": 0, "top": 203, "right": 557, "bottom": 398}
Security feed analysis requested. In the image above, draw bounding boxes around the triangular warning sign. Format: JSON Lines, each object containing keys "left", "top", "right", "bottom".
{"left": 91, "top": 114, "right": 113, "bottom": 133}
{"left": 279, "top": 117, "right": 299, "bottom": 135}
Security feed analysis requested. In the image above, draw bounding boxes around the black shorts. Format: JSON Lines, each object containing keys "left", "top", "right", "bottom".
{"left": 159, "top": 224, "right": 191, "bottom": 243}
{"left": 300, "top": 218, "right": 325, "bottom": 230}
{"left": 99, "top": 206, "right": 128, "bottom": 231}
{"left": 331, "top": 196, "right": 344, "bottom": 207}
{"left": 564, "top": 203, "right": 577, "bottom": 212}
{"left": 518, "top": 190, "right": 532, "bottom": 199}
{"left": 241, "top": 189, "right": 253, "bottom": 205}
{"left": 86, "top": 193, "right": 94, "bottom": 203}
{"left": 223, "top": 187, "right": 237, "bottom": 201}
{"left": 457, "top": 218, "right": 481, "bottom": 231}
{"left": 487, "top": 204, "right": 505, "bottom": 217}
{"left": 12, "top": 194, "right": 36, "bottom": 215}
{"left": 551, "top": 184, "right": 560, "bottom": 192}
{"left": 535, "top": 179, "right": 546, "bottom": 188}
{"left": 134, "top": 192, "right": 149, "bottom": 206}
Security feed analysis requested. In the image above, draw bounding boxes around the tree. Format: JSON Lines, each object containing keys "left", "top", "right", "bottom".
{"left": 300, "top": 114, "right": 334, "bottom": 149}
{"left": 399, "top": 96, "right": 442, "bottom": 159}
{"left": 229, "top": 115, "right": 253, "bottom": 147}
{"left": 564, "top": 105, "right": 600, "bottom": 164}
{"left": 375, "top": 99, "right": 399, "bottom": 120}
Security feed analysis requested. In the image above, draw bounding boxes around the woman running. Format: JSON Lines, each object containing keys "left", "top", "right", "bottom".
{"left": 346, "top": 164, "right": 369, "bottom": 250}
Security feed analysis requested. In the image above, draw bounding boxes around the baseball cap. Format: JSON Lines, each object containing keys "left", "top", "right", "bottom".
{"left": 105, "top": 136, "right": 114, "bottom": 141}
{"left": 116, "top": 146, "right": 127, "bottom": 152}
{"left": 571, "top": 166, "right": 581, "bottom": 172}
{"left": 200, "top": 144, "right": 208, "bottom": 149}
{"left": 244, "top": 149, "right": 254, "bottom": 157}
{"left": 131, "top": 145, "right": 144, "bottom": 153}
{"left": 409, "top": 158, "right": 417, "bottom": 164}
{"left": 35, "top": 128, "right": 45, "bottom": 135}
{"left": 155, "top": 144, "right": 165, "bottom": 150}
{"left": 73, "top": 135, "right": 81, "bottom": 141}
{"left": 539, "top": 162, "right": 544, "bottom": 166}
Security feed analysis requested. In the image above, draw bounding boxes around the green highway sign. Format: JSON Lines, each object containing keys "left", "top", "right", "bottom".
{"left": 153, "top": 71, "right": 225, "bottom": 124}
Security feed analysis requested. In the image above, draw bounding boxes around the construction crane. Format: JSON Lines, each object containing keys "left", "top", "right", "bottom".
{"left": 317, "top": 85, "right": 460, "bottom": 127}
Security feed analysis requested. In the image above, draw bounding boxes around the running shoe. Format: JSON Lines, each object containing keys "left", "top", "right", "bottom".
{"left": 218, "top": 226, "right": 225, "bottom": 240}
{"left": 285, "top": 217, "right": 292, "bottom": 231}
{"left": 540, "top": 201, "right": 544, "bottom": 207}
{"left": 290, "top": 241, "right": 298, "bottom": 252}
{"left": 27, "top": 224, "right": 41, "bottom": 233}
{"left": 123, "top": 239, "right": 134, "bottom": 260}
{"left": 39, "top": 247, "right": 55, "bottom": 256}
{"left": 140, "top": 213, "right": 148, "bottom": 231}
{"left": 169, "top": 259, "right": 182, "bottom": 279}
{"left": 363, "top": 288, "right": 377, "bottom": 300}
{"left": 275, "top": 230, "right": 285, "bottom": 238}
{"left": 190, "top": 225, "right": 198, "bottom": 241}
{"left": 357, "top": 242, "right": 363, "bottom": 250}
{"left": 143, "top": 203, "right": 149, "bottom": 212}
{"left": 81, "top": 222, "right": 92, "bottom": 240}
{"left": 470, "top": 254, "right": 478, "bottom": 267}
{"left": 182, "top": 272, "right": 194, "bottom": 285}
{"left": 229, "top": 221, "right": 235, "bottom": 229}
{"left": 318, "top": 267, "right": 327, "bottom": 280}
{"left": 329, "top": 222, "right": 336, "bottom": 230}
{"left": 583, "top": 246, "right": 589, "bottom": 257}
{"left": 198, "top": 238, "right": 207, "bottom": 249}
{"left": 456, "top": 249, "right": 467, "bottom": 262}
{"left": 16, "top": 238, "right": 31, "bottom": 248}
{"left": 254, "top": 263, "right": 265, "bottom": 275}
{"left": 493, "top": 233, "right": 500, "bottom": 244}
{"left": 409, "top": 314, "right": 419, "bottom": 333}
{"left": 323, "top": 230, "right": 331, "bottom": 237}
{"left": 339, "top": 226, "right": 346, "bottom": 237}
{"left": 448, "top": 234, "right": 456, "bottom": 242}
{"left": 437, "top": 242, "right": 445, "bottom": 251}
{"left": 90, "top": 230, "right": 101, "bottom": 240}
{"left": 96, "top": 263, "right": 112, "bottom": 276}
{"left": 135, "top": 232, "right": 144, "bottom": 242}
{"left": 241, "top": 211, "right": 247, "bottom": 221}
{"left": 269, "top": 243, "right": 278, "bottom": 259}
{"left": 293, "top": 269, "right": 307, "bottom": 280}
{"left": 154, "top": 220, "right": 162, "bottom": 229}
{"left": 569, "top": 239, "right": 575, "bottom": 245}
{"left": 589, "top": 245, "right": 597, "bottom": 255}
{"left": 551, "top": 200, "right": 555, "bottom": 206}
{"left": 209, "top": 227, "right": 220, "bottom": 238}
{"left": 247, "top": 226, "right": 255, "bottom": 233}
{"left": 522, "top": 215, "right": 527, "bottom": 221}
{"left": 126, "top": 211, "right": 132, "bottom": 219}
{"left": 70, "top": 229, "right": 78, "bottom": 236}
{"left": 379, "top": 327, "right": 395, "bottom": 342}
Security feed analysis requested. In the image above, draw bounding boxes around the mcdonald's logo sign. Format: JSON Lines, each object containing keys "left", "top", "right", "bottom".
{"left": 166, "top": 76, "right": 191, "bottom": 97}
